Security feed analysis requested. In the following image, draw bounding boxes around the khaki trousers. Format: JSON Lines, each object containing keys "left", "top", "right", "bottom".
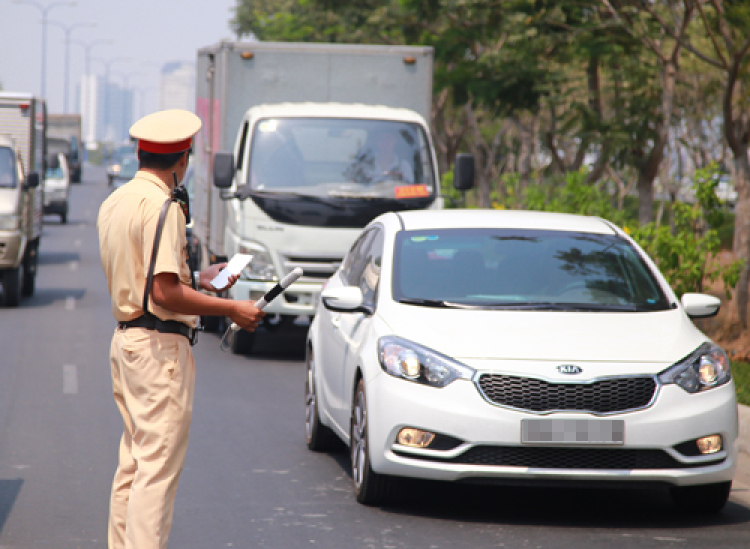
{"left": 108, "top": 327, "right": 195, "bottom": 549}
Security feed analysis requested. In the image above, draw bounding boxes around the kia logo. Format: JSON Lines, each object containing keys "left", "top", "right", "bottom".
{"left": 557, "top": 364, "right": 582, "bottom": 375}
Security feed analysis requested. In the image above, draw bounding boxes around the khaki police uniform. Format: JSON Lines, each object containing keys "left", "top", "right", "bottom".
{"left": 97, "top": 109, "right": 201, "bottom": 549}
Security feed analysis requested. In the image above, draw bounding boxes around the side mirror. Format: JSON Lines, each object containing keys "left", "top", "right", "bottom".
{"left": 453, "top": 153, "right": 475, "bottom": 191}
{"left": 25, "top": 172, "right": 40, "bottom": 189}
{"left": 321, "top": 286, "right": 371, "bottom": 314}
{"left": 47, "top": 154, "right": 60, "bottom": 171}
{"left": 213, "top": 151, "right": 235, "bottom": 189}
{"left": 681, "top": 293, "right": 721, "bottom": 319}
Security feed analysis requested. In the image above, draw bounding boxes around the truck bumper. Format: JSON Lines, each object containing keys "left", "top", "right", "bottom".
{"left": 0, "top": 231, "right": 25, "bottom": 269}
{"left": 229, "top": 278, "right": 321, "bottom": 317}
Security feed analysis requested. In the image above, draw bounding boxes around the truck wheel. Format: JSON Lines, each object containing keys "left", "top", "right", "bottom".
{"left": 3, "top": 267, "right": 22, "bottom": 307}
{"left": 22, "top": 242, "right": 38, "bottom": 297}
{"left": 231, "top": 328, "right": 256, "bottom": 355}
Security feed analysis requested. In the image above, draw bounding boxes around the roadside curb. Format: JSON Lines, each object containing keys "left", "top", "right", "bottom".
{"left": 740, "top": 404, "right": 750, "bottom": 456}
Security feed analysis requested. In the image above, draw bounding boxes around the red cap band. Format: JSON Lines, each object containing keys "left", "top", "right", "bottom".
{"left": 138, "top": 138, "right": 192, "bottom": 154}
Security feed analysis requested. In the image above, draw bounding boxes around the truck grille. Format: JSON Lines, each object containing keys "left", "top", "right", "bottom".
{"left": 477, "top": 374, "right": 657, "bottom": 414}
{"left": 278, "top": 252, "right": 342, "bottom": 282}
{"left": 396, "top": 445, "right": 722, "bottom": 470}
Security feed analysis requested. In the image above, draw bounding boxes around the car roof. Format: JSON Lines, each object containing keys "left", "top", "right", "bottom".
{"left": 380, "top": 209, "right": 619, "bottom": 235}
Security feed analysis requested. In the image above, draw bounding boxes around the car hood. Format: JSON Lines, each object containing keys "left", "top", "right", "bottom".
{"left": 379, "top": 305, "right": 706, "bottom": 365}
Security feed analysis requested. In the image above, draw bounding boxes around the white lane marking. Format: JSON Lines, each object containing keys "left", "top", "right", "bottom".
{"left": 63, "top": 364, "right": 78, "bottom": 394}
{"left": 65, "top": 296, "right": 76, "bottom": 310}
{"left": 68, "top": 261, "right": 79, "bottom": 271}
{"left": 74, "top": 238, "right": 82, "bottom": 247}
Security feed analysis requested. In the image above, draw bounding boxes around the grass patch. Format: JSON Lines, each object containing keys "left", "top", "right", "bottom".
{"left": 732, "top": 361, "right": 750, "bottom": 406}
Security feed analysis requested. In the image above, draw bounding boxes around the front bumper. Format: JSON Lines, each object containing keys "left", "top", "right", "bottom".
{"left": 229, "top": 278, "right": 321, "bottom": 316}
{"left": 365, "top": 372, "right": 738, "bottom": 488}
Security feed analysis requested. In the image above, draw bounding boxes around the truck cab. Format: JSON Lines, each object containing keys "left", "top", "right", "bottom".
{"left": 205, "top": 103, "right": 442, "bottom": 352}
{"left": 0, "top": 135, "right": 42, "bottom": 306}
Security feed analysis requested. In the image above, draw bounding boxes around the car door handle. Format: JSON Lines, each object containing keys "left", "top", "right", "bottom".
{"left": 331, "top": 315, "right": 341, "bottom": 329}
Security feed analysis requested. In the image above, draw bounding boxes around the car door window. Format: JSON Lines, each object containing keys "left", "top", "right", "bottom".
{"left": 357, "top": 228, "right": 384, "bottom": 309}
{"left": 340, "top": 229, "right": 375, "bottom": 286}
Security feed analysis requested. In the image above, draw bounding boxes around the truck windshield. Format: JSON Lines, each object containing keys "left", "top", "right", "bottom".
{"left": 246, "top": 118, "right": 437, "bottom": 228}
{"left": 0, "top": 147, "right": 17, "bottom": 188}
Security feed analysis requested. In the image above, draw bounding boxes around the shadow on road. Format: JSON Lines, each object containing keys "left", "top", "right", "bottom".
{"left": 320, "top": 450, "right": 750, "bottom": 529}
{"left": 0, "top": 479, "right": 23, "bottom": 535}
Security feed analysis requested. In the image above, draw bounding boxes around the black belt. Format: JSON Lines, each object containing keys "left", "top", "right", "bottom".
{"left": 118, "top": 313, "right": 196, "bottom": 342}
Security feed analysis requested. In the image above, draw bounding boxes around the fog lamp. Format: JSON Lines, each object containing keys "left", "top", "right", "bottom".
{"left": 696, "top": 434, "right": 722, "bottom": 454}
{"left": 397, "top": 428, "right": 435, "bottom": 448}
{"left": 249, "top": 290, "right": 266, "bottom": 302}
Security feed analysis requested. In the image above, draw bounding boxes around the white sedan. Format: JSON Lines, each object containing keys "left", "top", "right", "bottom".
{"left": 305, "top": 209, "right": 738, "bottom": 512}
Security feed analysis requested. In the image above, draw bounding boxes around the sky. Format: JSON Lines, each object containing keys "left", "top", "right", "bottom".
{"left": 0, "top": 0, "right": 245, "bottom": 117}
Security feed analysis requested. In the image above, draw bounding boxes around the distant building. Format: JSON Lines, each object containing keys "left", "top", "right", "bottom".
{"left": 79, "top": 75, "right": 134, "bottom": 144}
{"left": 160, "top": 62, "right": 195, "bottom": 112}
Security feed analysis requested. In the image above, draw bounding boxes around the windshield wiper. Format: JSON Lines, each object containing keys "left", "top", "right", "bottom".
{"left": 246, "top": 189, "right": 346, "bottom": 209}
{"left": 398, "top": 298, "right": 486, "bottom": 309}
{"left": 479, "top": 302, "right": 659, "bottom": 312}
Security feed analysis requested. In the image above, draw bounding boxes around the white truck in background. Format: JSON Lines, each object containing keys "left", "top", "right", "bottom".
{"left": 0, "top": 92, "right": 45, "bottom": 306}
{"left": 47, "top": 114, "right": 83, "bottom": 183}
{"left": 192, "top": 41, "right": 472, "bottom": 353}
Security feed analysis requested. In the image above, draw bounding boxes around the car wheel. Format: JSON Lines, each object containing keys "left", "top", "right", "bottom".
{"left": 2, "top": 266, "right": 22, "bottom": 307}
{"left": 351, "top": 379, "right": 396, "bottom": 505}
{"left": 670, "top": 481, "right": 732, "bottom": 514}
{"left": 60, "top": 211, "right": 68, "bottom": 224}
{"left": 231, "top": 327, "right": 256, "bottom": 355}
{"left": 305, "top": 348, "right": 340, "bottom": 452}
{"left": 21, "top": 241, "right": 37, "bottom": 297}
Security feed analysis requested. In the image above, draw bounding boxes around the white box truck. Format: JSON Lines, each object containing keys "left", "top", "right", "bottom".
{"left": 0, "top": 92, "right": 45, "bottom": 306}
{"left": 192, "top": 41, "right": 471, "bottom": 353}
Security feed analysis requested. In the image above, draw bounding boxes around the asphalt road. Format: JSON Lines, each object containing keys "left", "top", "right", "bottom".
{"left": 0, "top": 164, "right": 749, "bottom": 549}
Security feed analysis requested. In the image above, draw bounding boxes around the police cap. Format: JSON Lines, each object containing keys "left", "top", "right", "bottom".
{"left": 129, "top": 109, "right": 202, "bottom": 154}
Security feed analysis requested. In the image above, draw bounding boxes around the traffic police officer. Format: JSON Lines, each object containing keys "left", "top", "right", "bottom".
{"left": 97, "top": 109, "right": 264, "bottom": 549}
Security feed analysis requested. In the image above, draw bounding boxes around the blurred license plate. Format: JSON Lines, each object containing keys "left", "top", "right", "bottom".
{"left": 521, "top": 419, "right": 624, "bottom": 445}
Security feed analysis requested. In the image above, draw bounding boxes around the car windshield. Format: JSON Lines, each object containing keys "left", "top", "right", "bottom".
{"left": 247, "top": 118, "right": 436, "bottom": 200}
{"left": 392, "top": 228, "right": 672, "bottom": 311}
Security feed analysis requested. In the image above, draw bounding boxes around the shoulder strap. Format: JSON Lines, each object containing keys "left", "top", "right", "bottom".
{"left": 143, "top": 198, "right": 174, "bottom": 316}
{"left": 142, "top": 197, "right": 198, "bottom": 316}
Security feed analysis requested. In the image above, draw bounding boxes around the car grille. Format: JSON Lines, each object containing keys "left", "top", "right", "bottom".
{"left": 277, "top": 251, "right": 342, "bottom": 282}
{"left": 396, "top": 446, "right": 723, "bottom": 470}
{"left": 477, "top": 374, "right": 656, "bottom": 414}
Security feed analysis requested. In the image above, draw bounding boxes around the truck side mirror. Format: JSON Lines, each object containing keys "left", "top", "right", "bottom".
{"left": 213, "top": 151, "right": 236, "bottom": 189}
{"left": 453, "top": 153, "right": 475, "bottom": 191}
{"left": 25, "top": 172, "right": 40, "bottom": 189}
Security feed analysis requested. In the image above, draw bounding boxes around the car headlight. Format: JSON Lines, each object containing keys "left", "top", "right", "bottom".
{"left": 238, "top": 241, "right": 277, "bottom": 281}
{"left": 378, "top": 335, "right": 475, "bottom": 388}
{"left": 0, "top": 215, "right": 20, "bottom": 230}
{"left": 658, "top": 342, "right": 731, "bottom": 393}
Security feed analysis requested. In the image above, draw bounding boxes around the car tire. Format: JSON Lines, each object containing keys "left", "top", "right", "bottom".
{"left": 2, "top": 266, "right": 22, "bottom": 307}
{"left": 670, "top": 481, "right": 732, "bottom": 514}
{"left": 351, "top": 379, "right": 397, "bottom": 505}
{"left": 21, "top": 242, "right": 37, "bottom": 297}
{"left": 231, "top": 327, "right": 256, "bottom": 355}
{"left": 61, "top": 211, "right": 68, "bottom": 224}
{"left": 305, "top": 348, "right": 341, "bottom": 452}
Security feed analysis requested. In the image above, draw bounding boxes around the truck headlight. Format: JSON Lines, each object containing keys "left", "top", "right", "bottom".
{"left": 658, "top": 342, "right": 731, "bottom": 393}
{"left": 238, "top": 241, "right": 277, "bottom": 281}
{"left": 0, "top": 216, "right": 20, "bottom": 230}
{"left": 378, "top": 336, "right": 475, "bottom": 388}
